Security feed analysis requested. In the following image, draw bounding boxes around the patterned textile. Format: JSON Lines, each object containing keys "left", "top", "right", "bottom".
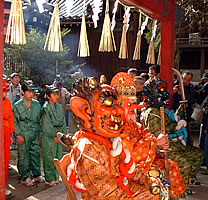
{"left": 142, "top": 107, "right": 204, "bottom": 184}
{"left": 71, "top": 131, "right": 159, "bottom": 200}
{"left": 121, "top": 120, "right": 185, "bottom": 199}
{"left": 9, "top": 83, "right": 22, "bottom": 106}
{"left": 153, "top": 154, "right": 185, "bottom": 199}
{"left": 121, "top": 121, "right": 157, "bottom": 174}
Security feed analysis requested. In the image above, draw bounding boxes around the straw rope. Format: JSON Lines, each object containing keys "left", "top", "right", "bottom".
{"left": 5, "top": 0, "right": 26, "bottom": 45}
{"left": 44, "top": 1, "right": 63, "bottom": 52}
{"left": 157, "top": 44, "right": 161, "bottom": 65}
{"left": 133, "top": 12, "right": 142, "bottom": 60}
{"left": 98, "top": 0, "right": 116, "bottom": 52}
{"left": 119, "top": 7, "right": 130, "bottom": 59}
{"left": 146, "top": 20, "right": 157, "bottom": 64}
{"left": 77, "top": 0, "right": 90, "bottom": 57}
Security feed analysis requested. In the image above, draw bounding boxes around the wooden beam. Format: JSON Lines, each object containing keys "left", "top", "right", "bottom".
{"left": 0, "top": 0, "right": 5, "bottom": 198}
{"left": 120, "top": 0, "right": 175, "bottom": 21}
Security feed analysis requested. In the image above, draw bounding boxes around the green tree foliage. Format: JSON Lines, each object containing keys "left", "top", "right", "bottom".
{"left": 144, "top": 19, "right": 161, "bottom": 53}
{"left": 177, "top": 0, "right": 208, "bottom": 37}
{"left": 4, "top": 27, "right": 72, "bottom": 87}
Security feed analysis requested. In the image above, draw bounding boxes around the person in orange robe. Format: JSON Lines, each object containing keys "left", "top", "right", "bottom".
{"left": 60, "top": 77, "right": 160, "bottom": 200}
{"left": 111, "top": 72, "right": 186, "bottom": 199}
{"left": 3, "top": 76, "right": 15, "bottom": 196}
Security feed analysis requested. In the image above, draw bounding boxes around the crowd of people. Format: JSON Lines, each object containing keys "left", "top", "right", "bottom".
{"left": 2, "top": 66, "right": 208, "bottom": 198}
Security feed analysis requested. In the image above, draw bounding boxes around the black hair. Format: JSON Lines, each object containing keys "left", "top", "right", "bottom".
{"left": 21, "top": 83, "right": 29, "bottom": 92}
{"left": 45, "top": 90, "right": 52, "bottom": 98}
{"left": 140, "top": 73, "right": 149, "bottom": 81}
{"left": 149, "top": 65, "right": 160, "bottom": 74}
{"left": 182, "top": 71, "right": 193, "bottom": 78}
{"left": 127, "top": 68, "right": 138, "bottom": 74}
{"left": 10, "top": 73, "right": 20, "bottom": 79}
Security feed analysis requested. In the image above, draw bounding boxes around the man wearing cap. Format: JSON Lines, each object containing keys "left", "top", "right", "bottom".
{"left": 13, "top": 81, "right": 44, "bottom": 186}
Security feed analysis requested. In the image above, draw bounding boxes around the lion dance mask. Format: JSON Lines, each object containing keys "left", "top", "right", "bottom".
{"left": 65, "top": 77, "right": 160, "bottom": 200}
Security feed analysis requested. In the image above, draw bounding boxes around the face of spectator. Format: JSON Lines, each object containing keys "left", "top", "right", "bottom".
{"left": 129, "top": 72, "right": 137, "bottom": 79}
{"left": 135, "top": 81, "right": 144, "bottom": 92}
{"left": 148, "top": 69, "right": 156, "bottom": 78}
{"left": 47, "top": 93, "right": 59, "bottom": 105}
{"left": 182, "top": 73, "right": 192, "bottom": 86}
{"left": 22, "top": 90, "right": 34, "bottom": 101}
{"left": 11, "top": 75, "right": 20, "bottom": 86}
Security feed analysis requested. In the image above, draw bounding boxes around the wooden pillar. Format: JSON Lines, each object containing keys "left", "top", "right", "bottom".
{"left": 200, "top": 48, "right": 205, "bottom": 77}
{"left": 160, "top": 4, "right": 176, "bottom": 108}
{"left": 0, "top": 0, "right": 5, "bottom": 198}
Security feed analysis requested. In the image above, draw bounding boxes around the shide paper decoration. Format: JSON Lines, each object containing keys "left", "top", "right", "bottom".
{"left": 98, "top": 0, "right": 116, "bottom": 52}
{"left": 5, "top": 0, "right": 26, "bottom": 45}
{"left": 111, "top": 0, "right": 119, "bottom": 31}
{"left": 44, "top": 0, "right": 63, "bottom": 52}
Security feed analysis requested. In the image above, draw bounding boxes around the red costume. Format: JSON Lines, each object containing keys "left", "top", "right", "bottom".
{"left": 111, "top": 73, "right": 186, "bottom": 199}
{"left": 64, "top": 77, "right": 160, "bottom": 199}
{"left": 3, "top": 78, "right": 15, "bottom": 183}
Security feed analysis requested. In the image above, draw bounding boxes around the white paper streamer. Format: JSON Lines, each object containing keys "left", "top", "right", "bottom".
{"left": 123, "top": 7, "right": 131, "bottom": 31}
{"left": 92, "top": 0, "right": 101, "bottom": 28}
{"left": 141, "top": 16, "right": 149, "bottom": 35}
{"left": 111, "top": 0, "right": 119, "bottom": 31}
{"left": 151, "top": 20, "right": 158, "bottom": 41}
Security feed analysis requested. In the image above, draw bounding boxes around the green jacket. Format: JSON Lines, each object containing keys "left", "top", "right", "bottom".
{"left": 41, "top": 101, "right": 67, "bottom": 139}
{"left": 13, "top": 99, "right": 41, "bottom": 137}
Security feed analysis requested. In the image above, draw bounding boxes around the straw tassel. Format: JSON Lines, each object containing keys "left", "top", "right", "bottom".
{"left": 119, "top": 7, "right": 131, "bottom": 59}
{"left": 133, "top": 12, "right": 142, "bottom": 60}
{"left": 5, "top": 0, "right": 26, "bottom": 45}
{"left": 157, "top": 44, "right": 161, "bottom": 65}
{"left": 44, "top": 1, "right": 63, "bottom": 52}
{"left": 146, "top": 20, "right": 157, "bottom": 64}
{"left": 77, "top": 0, "right": 90, "bottom": 57}
{"left": 98, "top": 0, "right": 116, "bottom": 52}
{"left": 146, "top": 40, "right": 155, "bottom": 64}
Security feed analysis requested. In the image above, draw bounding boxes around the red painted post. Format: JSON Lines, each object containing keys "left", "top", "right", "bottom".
{"left": 0, "top": 0, "right": 5, "bottom": 198}
{"left": 160, "top": 4, "right": 176, "bottom": 108}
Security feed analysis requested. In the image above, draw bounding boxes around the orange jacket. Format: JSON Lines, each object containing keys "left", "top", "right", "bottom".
{"left": 3, "top": 96, "right": 15, "bottom": 133}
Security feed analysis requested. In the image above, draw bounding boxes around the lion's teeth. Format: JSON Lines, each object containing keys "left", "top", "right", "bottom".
{"left": 111, "top": 115, "right": 115, "bottom": 122}
{"left": 115, "top": 124, "right": 118, "bottom": 130}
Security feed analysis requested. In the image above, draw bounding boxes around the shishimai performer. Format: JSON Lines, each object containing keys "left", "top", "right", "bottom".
{"left": 111, "top": 72, "right": 185, "bottom": 199}
{"left": 59, "top": 76, "right": 161, "bottom": 199}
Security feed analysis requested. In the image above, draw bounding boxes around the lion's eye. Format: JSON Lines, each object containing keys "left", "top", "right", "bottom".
{"left": 160, "top": 88, "right": 164, "bottom": 92}
{"left": 104, "top": 98, "right": 113, "bottom": 106}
